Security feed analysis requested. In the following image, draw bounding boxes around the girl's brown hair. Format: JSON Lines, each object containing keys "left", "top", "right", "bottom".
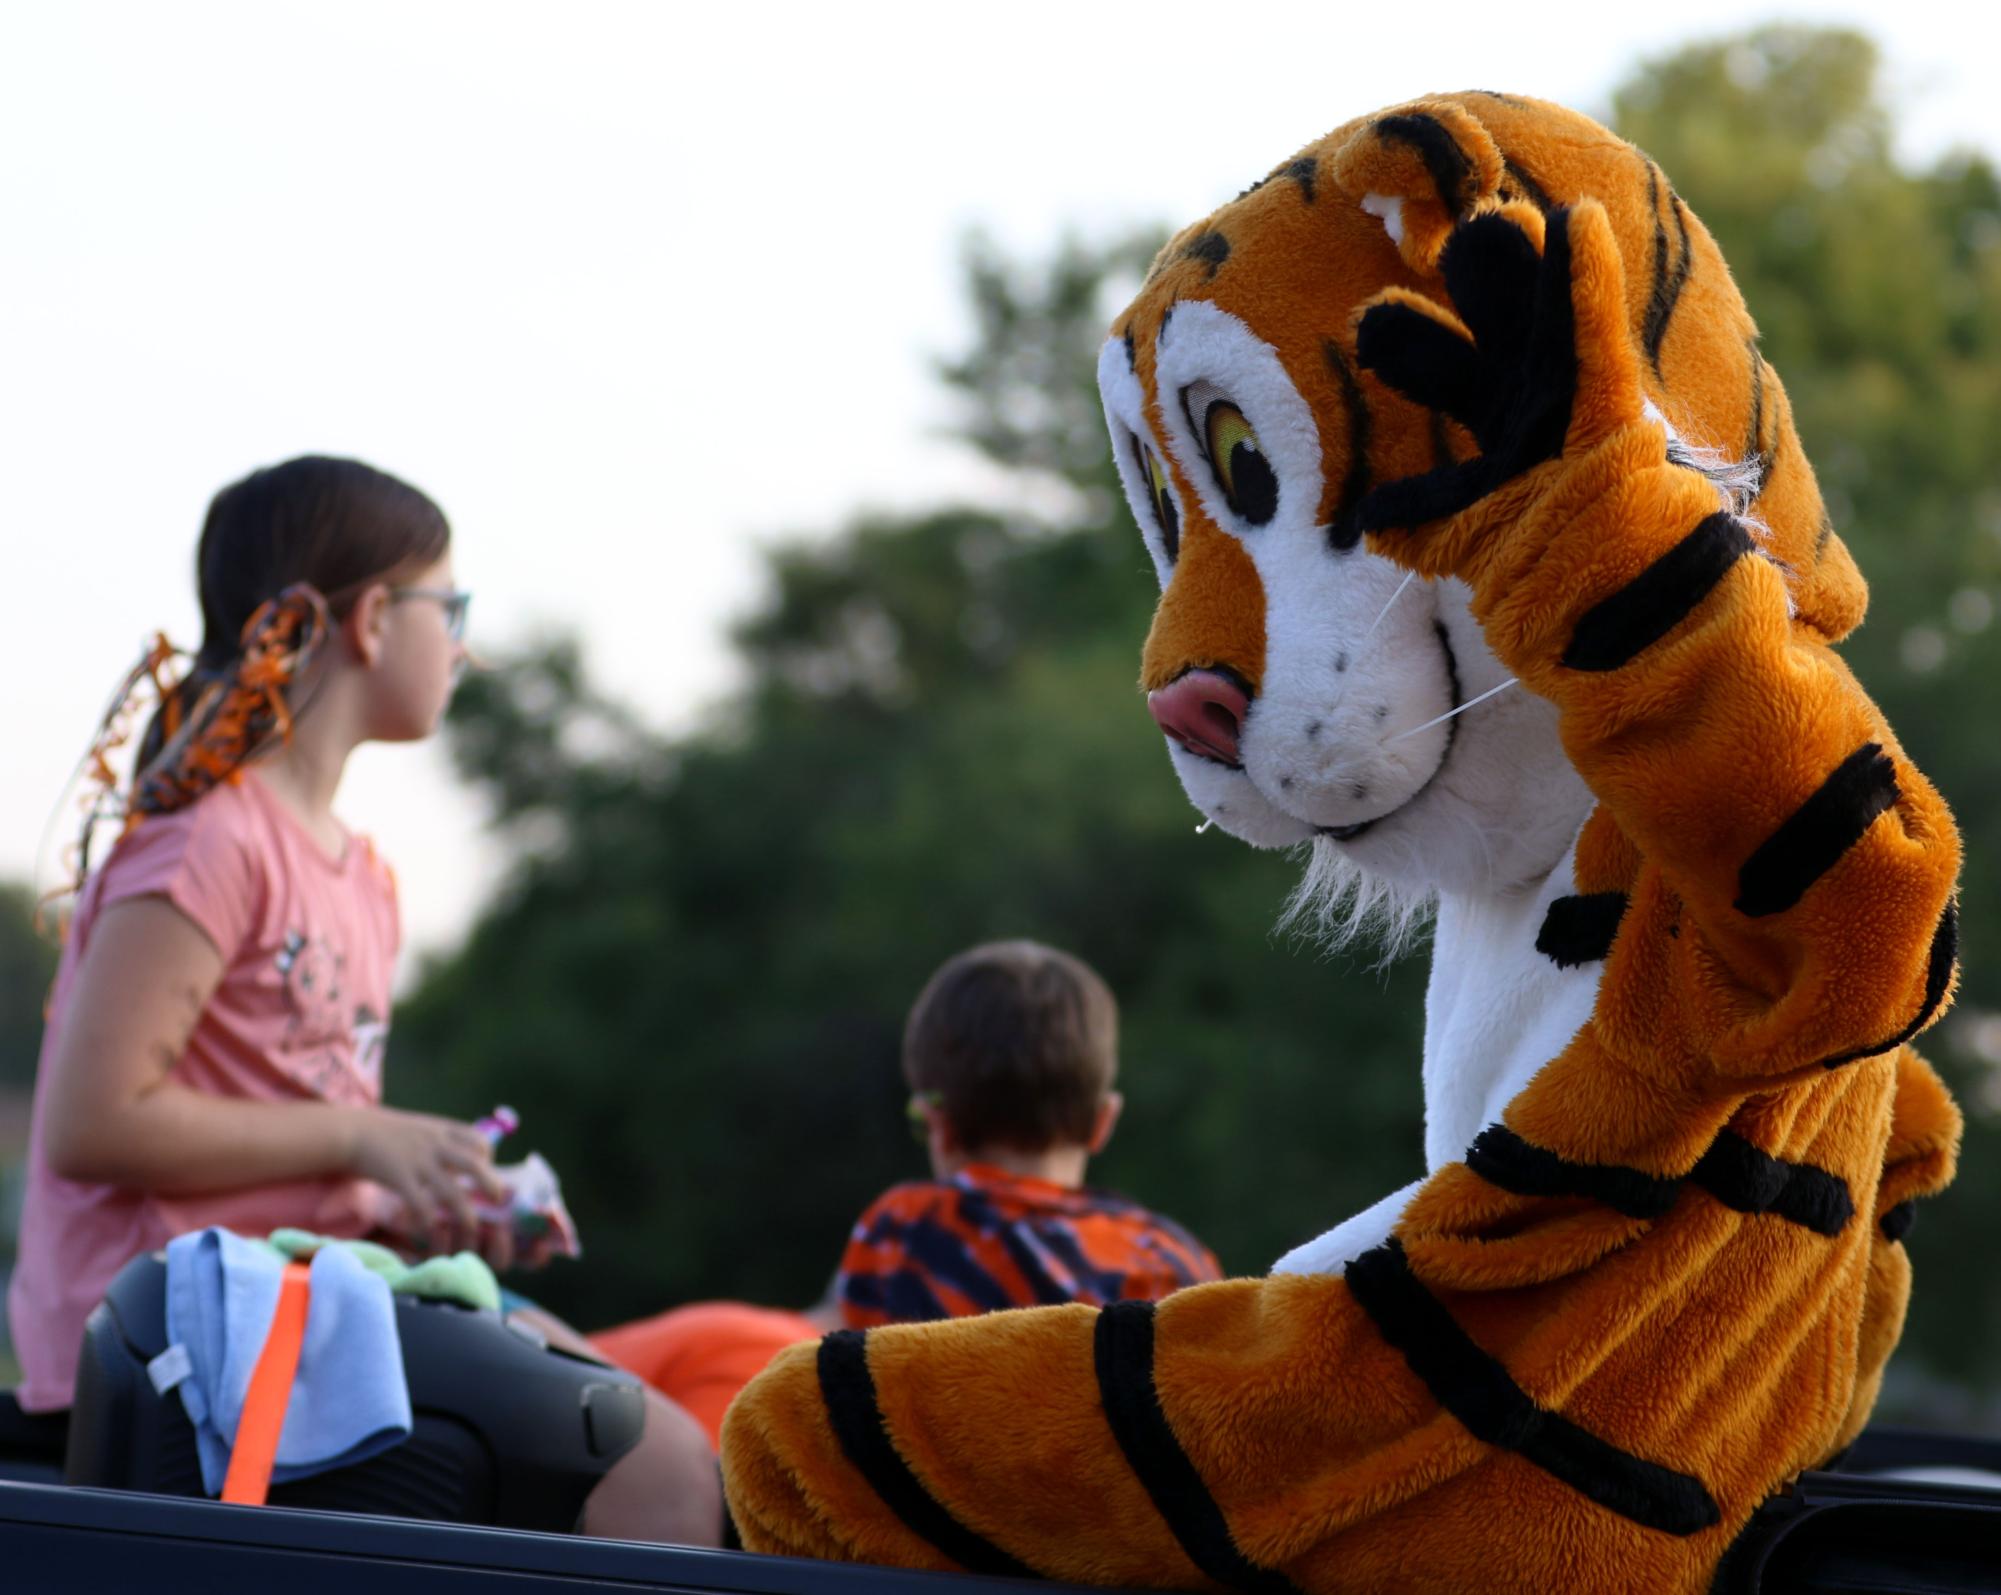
{"left": 136, "top": 455, "right": 450, "bottom": 770}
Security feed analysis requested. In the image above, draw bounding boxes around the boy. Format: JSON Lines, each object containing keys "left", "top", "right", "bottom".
{"left": 834, "top": 938, "right": 1217, "bottom": 1326}
{"left": 592, "top": 939, "right": 1218, "bottom": 1444}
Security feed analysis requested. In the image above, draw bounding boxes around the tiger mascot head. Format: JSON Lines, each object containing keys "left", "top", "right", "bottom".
{"left": 1100, "top": 93, "right": 1857, "bottom": 927}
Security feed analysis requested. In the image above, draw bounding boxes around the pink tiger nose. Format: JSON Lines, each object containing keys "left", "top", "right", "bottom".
{"left": 1147, "top": 668, "right": 1250, "bottom": 767}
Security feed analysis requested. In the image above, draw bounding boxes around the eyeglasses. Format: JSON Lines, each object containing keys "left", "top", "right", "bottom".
{"left": 906, "top": 1090, "right": 943, "bottom": 1147}
{"left": 389, "top": 586, "right": 472, "bottom": 643}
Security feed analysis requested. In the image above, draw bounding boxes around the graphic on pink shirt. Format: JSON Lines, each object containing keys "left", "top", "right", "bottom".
{"left": 6, "top": 775, "right": 401, "bottom": 1411}
{"left": 351, "top": 1006, "right": 389, "bottom": 1096}
{"left": 275, "top": 928, "right": 379, "bottom": 1101}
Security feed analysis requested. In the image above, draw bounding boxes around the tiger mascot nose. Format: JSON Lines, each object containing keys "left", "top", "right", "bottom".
{"left": 1138, "top": 505, "right": 1268, "bottom": 748}
{"left": 1146, "top": 669, "right": 1251, "bottom": 767}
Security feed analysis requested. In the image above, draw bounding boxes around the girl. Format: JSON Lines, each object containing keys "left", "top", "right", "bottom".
{"left": 6, "top": 457, "right": 723, "bottom": 1544}
{"left": 9, "top": 455, "right": 506, "bottom": 1415}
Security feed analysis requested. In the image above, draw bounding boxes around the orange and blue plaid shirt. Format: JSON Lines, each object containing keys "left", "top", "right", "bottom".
{"left": 834, "top": 1163, "right": 1222, "bottom": 1329}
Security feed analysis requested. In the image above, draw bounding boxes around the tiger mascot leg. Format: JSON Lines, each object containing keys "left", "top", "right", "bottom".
{"left": 721, "top": 94, "right": 1963, "bottom": 1594}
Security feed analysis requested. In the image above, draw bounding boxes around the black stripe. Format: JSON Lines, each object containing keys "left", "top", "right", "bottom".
{"left": 1742, "top": 342, "right": 1773, "bottom": 501}
{"left": 1467, "top": 1124, "right": 1680, "bottom": 1220}
{"left": 1347, "top": 1240, "right": 1720, "bottom": 1536}
{"left": 1094, "top": 1302, "right": 1303, "bottom": 1593}
{"left": 1562, "top": 512, "right": 1752, "bottom": 672}
{"left": 1819, "top": 902, "right": 1958, "bottom": 1069}
{"left": 840, "top": 1268, "right": 952, "bottom": 1324}
{"left": 1123, "top": 328, "right": 1136, "bottom": 372}
{"left": 1735, "top": 743, "right": 1901, "bottom": 918}
{"left": 1283, "top": 156, "right": 1318, "bottom": 204}
{"left": 898, "top": 1217, "right": 1018, "bottom": 1311}
{"left": 1535, "top": 892, "right": 1628, "bottom": 968}
{"left": 1643, "top": 165, "right": 1668, "bottom": 358}
{"left": 816, "top": 1331, "right": 1039, "bottom": 1579}
{"left": 1688, "top": 1133, "right": 1854, "bottom": 1237}
{"left": 1136, "top": 1229, "right": 1201, "bottom": 1287}
{"left": 1376, "top": 113, "right": 1475, "bottom": 214}
{"left": 982, "top": 1214, "right": 1076, "bottom": 1306}
{"left": 1034, "top": 1221, "right": 1131, "bottom": 1304}
{"left": 1642, "top": 171, "right": 1693, "bottom": 374}
{"left": 1467, "top": 1124, "right": 1853, "bottom": 1237}
{"left": 1324, "top": 340, "right": 1373, "bottom": 550}
{"left": 1881, "top": 1200, "right": 1918, "bottom": 1243}
{"left": 1500, "top": 156, "right": 1554, "bottom": 215}
{"left": 1182, "top": 230, "right": 1230, "bottom": 277}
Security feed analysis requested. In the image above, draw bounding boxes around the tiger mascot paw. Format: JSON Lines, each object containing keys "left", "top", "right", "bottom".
{"left": 1354, "top": 201, "right": 1646, "bottom": 560}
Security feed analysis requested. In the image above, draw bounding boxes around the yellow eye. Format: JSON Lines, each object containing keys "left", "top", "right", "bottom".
{"left": 1134, "top": 440, "right": 1181, "bottom": 561}
{"left": 1203, "top": 400, "right": 1278, "bottom": 525}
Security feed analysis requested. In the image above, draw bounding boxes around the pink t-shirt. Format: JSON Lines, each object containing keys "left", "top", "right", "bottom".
{"left": 8, "top": 773, "right": 400, "bottom": 1411}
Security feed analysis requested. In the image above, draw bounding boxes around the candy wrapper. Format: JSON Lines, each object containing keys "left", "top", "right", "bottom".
{"left": 471, "top": 1106, "right": 583, "bottom": 1259}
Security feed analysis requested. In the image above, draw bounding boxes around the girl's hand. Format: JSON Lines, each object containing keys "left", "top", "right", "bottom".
{"left": 510, "top": 1228, "right": 563, "bottom": 1273}
{"left": 346, "top": 1107, "right": 506, "bottom": 1257}
{"left": 475, "top": 1216, "right": 517, "bottom": 1275}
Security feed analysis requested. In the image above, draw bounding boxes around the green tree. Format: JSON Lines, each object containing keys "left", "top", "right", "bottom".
{"left": 0, "top": 885, "right": 57, "bottom": 1093}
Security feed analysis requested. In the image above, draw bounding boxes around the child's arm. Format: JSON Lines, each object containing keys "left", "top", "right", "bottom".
{"left": 41, "top": 895, "right": 503, "bottom": 1250}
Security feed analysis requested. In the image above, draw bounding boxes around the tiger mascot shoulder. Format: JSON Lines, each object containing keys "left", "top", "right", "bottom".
{"left": 721, "top": 92, "right": 1964, "bottom": 1595}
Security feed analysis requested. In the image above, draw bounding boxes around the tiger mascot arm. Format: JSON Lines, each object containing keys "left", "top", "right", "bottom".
{"left": 1349, "top": 197, "right": 1960, "bottom": 1092}
{"left": 722, "top": 132, "right": 1962, "bottom": 1595}
{"left": 1345, "top": 199, "right": 1963, "bottom": 1482}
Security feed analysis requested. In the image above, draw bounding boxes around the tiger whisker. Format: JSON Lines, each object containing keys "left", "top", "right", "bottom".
{"left": 1362, "top": 572, "right": 1417, "bottom": 641}
{"left": 1387, "top": 678, "right": 1518, "bottom": 743}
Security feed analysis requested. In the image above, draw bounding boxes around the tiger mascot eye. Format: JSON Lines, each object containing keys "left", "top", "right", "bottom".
{"left": 722, "top": 93, "right": 1963, "bottom": 1594}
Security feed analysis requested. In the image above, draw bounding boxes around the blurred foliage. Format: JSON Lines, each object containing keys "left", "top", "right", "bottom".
{"left": 383, "top": 26, "right": 2001, "bottom": 1403}
{"left": 0, "top": 885, "right": 56, "bottom": 1093}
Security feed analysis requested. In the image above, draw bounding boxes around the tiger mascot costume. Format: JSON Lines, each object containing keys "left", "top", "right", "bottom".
{"left": 720, "top": 93, "right": 1964, "bottom": 1593}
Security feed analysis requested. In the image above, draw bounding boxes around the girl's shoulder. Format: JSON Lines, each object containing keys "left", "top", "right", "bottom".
{"left": 79, "top": 779, "right": 273, "bottom": 958}
{"left": 99, "top": 778, "right": 267, "bottom": 890}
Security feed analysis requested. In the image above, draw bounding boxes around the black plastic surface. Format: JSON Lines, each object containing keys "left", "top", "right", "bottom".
{"left": 1835, "top": 1424, "right": 2001, "bottom": 1477}
{"left": 7, "top": 1465, "right": 2001, "bottom": 1592}
{"left": 0, "top": 1391, "right": 67, "bottom": 1482}
{"left": 0, "top": 1480, "right": 1075, "bottom": 1593}
{"left": 1717, "top": 1469, "right": 2001, "bottom": 1594}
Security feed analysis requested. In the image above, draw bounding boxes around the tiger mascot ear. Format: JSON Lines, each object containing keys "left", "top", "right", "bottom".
{"left": 1329, "top": 99, "right": 1509, "bottom": 274}
{"left": 1326, "top": 92, "right": 1870, "bottom": 644}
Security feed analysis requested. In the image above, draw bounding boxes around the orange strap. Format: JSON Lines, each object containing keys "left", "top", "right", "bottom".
{"left": 220, "top": 1260, "right": 312, "bottom": 1506}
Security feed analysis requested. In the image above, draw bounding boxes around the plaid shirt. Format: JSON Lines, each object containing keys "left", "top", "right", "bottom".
{"left": 835, "top": 1164, "right": 1221, "bottom": 1329}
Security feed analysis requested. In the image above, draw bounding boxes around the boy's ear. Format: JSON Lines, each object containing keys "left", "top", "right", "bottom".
{"left": 1087, "top": 1092, "right": 1124, "bottom": 1156}
{"left": 921, "top": 1097, "right": 963, "bottom": 1156}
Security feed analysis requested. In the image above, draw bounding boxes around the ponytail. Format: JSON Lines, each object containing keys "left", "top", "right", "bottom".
{"left": 65, "top": 588, "right": 330, "bottom": 893}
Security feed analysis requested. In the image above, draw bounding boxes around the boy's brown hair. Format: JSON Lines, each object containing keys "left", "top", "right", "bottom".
{"left": 902, "top": 940, "right": 1118, "bottom": 1153}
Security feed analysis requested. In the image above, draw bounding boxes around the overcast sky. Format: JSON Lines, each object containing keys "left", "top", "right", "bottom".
{"left": 3, "top": 0, "right": 1996, "bottom": 966}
